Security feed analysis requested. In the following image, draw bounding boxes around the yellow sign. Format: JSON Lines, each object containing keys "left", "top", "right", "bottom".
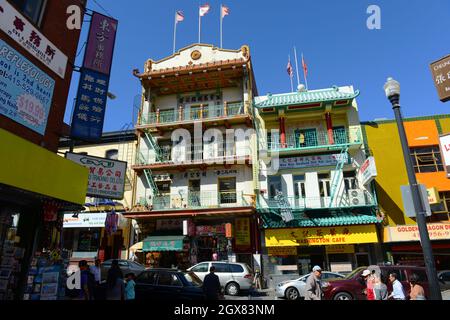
{"left": 235, "top": 218, "right": 251, "bottom": 246}
{"left": 268, "top": 247, "right": 297, "bottom": 256}
{"left": 325, "top": 245, "right": 355, "bottom": 254}
{"left": 427, "top": 187, "right": 440, "bottom": 204}
{"left": 384, "top": 223, "right": 450, "bottom": 242}
{"left": 265, "top": 225, "right": 378, "bottom": 247}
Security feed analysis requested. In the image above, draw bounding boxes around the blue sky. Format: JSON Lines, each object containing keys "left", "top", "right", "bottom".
{"left": 64, "top": 0, "right": 450, "bottom": 132}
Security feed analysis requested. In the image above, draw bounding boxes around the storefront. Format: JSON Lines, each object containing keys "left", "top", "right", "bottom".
{"left": 383, "top": 223, "right": 450, "bottom": 270}
{"left": 263, "top": 224, "right": 379, "bottom": 286}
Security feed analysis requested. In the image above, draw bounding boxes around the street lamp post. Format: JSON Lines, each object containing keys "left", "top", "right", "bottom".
{"left": 384, "top": 77, "right": 442, "bottom": 300}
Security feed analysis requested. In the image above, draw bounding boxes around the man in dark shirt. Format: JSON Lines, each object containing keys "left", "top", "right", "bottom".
{"left": 202, "top": 266, "right": 222, "bottom": 300}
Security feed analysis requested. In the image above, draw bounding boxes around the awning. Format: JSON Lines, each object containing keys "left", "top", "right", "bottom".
{"left": 143, "top": 236, "right": 185, "bottom": 252}
{"left": 129, "top": 241, "right": 143, "bottom": 252}
{"left": 0, "top": 129, "right": 88, "bottom": 205}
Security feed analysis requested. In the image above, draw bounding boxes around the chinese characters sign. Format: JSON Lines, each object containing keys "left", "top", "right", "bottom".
{"left": 196, "top": 225, "right": 226, "bottom": 236}
{"left": 265, "top": 225, "right": 378, "bottom": 247}
{"left": 66, "top": 152, "right": 126, "bottom": 199}
{"left": 359, "top": 156, "right": 377, "bottom": 186}
{"left": 384, "top": 223, "right": 450, "bottom": 242}
{"left": 143, "top": 238, "right": 184, "bottom": 251}
{"left": 0, "top": 0, "right": 68, "bottom": 78}
{"left": 156, "top": 219, "right": 183, "bottom": 230}
{"left": 430, "top": 54, "right": 450, "bottom": 102}
{"left": 279, "top": 153, "right": 349, "bottom": 169}
{"left": 83, "top": 13, "right": 118, "bottom": 76}
{"left": 0, "top": 40, "right": 54, "bottom": 135}
{"left": 439, "top": 133, "right": 450, "bottom": 177}
{"left": 235, "top": 218, "right": 251, "bottom": 246}
{"left": 70, "top": 68, "right": 109, "bottom": 141}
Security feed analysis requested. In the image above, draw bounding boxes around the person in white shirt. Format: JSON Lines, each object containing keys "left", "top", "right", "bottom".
{"left": 388, "top": 272, "right": 405, "bottom": 300}
{"left": 89, "top": 259, "right": 102, "bottom": 284}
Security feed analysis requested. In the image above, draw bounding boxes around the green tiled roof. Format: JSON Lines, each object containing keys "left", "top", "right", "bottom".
{"left": 258, "top": 209, "right": 378, "bottom": 228}
{"left": 254, "top": 86, "right": 360, "bottom": 108}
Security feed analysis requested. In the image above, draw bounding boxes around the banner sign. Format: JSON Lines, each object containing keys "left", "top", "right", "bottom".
{"left": 325, "top": 244, "right": 355, "bottom": 254}
{"left": 66, "top": 152, "right": 126, "bottom": 199}
{"left": 359, "top": 156, "right": 377, "bottom": 186}
{"left": 83, "top": 12, "right": 118, "bottom": 75}
{"left": 156, "top": 219, "right": 183, "bottom": 230}
{"left": 384, "top": 223, "right": 450, "bottom": 242}
{"left": 63, "top": 212, "right": 107, "bottom": 228}
{"left": 0, "top": 40, "right": 54, "bottom": 135}
{"left": 430, "top": 54, "right": 450, "bottom": 102}
{"left": 0, "top": 0, "right": 68, "bottom": 78}
{"left": 265, "top": 225, "right": 378, "bottom": 247}
{"left": 439, "top": 133, "right": 450, "bottom": 177}
{"left": 279, "top": 153, "right": 349, "bottom": 169}
{"left": 70, "top": 68, "right": 109, "bottom": 141}
{"left": 196, "top": 225, "right": 225, "bottom": 236}
{"left": 235, "top": 218, "right": 251, "bottom": 246}
{"left": 268, "top": 247, "right": 297, "bottom": 256}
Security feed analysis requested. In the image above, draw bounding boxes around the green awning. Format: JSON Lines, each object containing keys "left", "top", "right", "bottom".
{"left": 142, "top": 235, "right": 185, "bottom": 251}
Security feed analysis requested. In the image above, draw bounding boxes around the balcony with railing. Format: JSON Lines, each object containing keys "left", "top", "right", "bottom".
{"left": 133, "top": 144, "right": 252, "bottom": 170}
{"left": 257, "top": 189, "right": 377, "bottom": 212}
{"left": 137, "top": 102, "right": 250, "bottom": 129}
{"left": 137, "top": 191, "right": 251, "bottom": 211}
{"left": 264, "top": 127, "right": 362, "bottom": 154}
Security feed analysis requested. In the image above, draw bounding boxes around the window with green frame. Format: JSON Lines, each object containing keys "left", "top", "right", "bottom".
{"left": 333, "top": 126, "right": 348, "bottom": 145}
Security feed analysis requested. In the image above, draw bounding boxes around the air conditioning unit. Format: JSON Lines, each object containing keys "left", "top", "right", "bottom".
{"left": 349, "top": 189, "right": 366, "bottom": 206}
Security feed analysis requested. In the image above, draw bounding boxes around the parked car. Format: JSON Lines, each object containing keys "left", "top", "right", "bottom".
{"left": 275, "top": 272, "right": 345, "bottom": 300}
{"left": 187, "top": 261, "right": 253, "bottom": 296}
{"left": 101, "top": 259, "right": 145, "bottom": 281}
{"left": 322, "top": 265, "right": 430, "bottom": 300}
{"left": 438, "top": 270, "right": 450, "bottom": 291}
{"left": 134, "top": 268, "right": 205, "bottom": 300}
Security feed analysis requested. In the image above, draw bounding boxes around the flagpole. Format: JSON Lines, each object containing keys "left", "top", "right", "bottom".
{"left": 302, "top": 52, "right": 308, "bottom": 90}
{"left": 198, "top": 11, "right": 201, "bottom": 43}
{"left": 289, "top": 55, "right": 293, "bottom": 92}
{"left": 173, "top": 15, "right": 177, "bottom": 54}
{"left": 293, "top": 46, "right": 300, "bottom": 88}
{"left": 220, "top": 4, "right": 223, "bottom": 48}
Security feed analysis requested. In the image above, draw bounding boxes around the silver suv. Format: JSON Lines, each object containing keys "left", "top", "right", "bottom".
{"left": 187, "top": 261, "right": 254, "bottom": 296}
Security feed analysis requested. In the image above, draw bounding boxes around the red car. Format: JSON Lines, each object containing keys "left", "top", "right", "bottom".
{"left": 322, "top": 265, "right": 430, "bottom": 300}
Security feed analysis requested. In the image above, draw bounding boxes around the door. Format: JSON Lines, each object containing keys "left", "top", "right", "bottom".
{"left": 293, "top": 175, "right": 306, "bottom": 209}
{"left": 135, "top": 271, "right": 157, "bottom": 300}
{"left": 212, "top": 262, "right": 232, "bottom": 288}
{"left": 294, "top": 128, "right": 317, "bottom": 148}
{"left": 155, "top": 271, "right": 184, "bottom": 299}
{"left": 190, "top": 262, "right": 210, "bottom": 281}
{"left": 268, "top": 175, "right": 282, "bottom": 204}
{"left": 318, "top": 174, "right": 331, "bottom": 207}
{"left": 189, "top": 179, "right": 201, "bottom": 207}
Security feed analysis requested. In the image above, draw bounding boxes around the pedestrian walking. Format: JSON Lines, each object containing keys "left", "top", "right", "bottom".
{"left": 202, "top": 266, "right": 222, "bottom": 300}
{"left": 106, "top": 259, "right": 125, "bottom": 300}
{"left": 304, "top": 265, "right": 323, "bottom": 300}
{"left": 89, "top": 258, "right": 102, "bottom": 300}
{"left": 361, "top": 269, "right": 375, "bottom": 300}
{"left": 388, "top": 272, "right": 406, "bottom": 300}
{"left": 373, "top": 273, "right": 389, "bottom": 300}
{"left": 77, "top": 260, "right": 94, "bottom": 300}
{"left": 409, "top": 273, "right": 426, "bottom": 300}
{"left": 125, "top": 273, "right": 136, "bottom": 300}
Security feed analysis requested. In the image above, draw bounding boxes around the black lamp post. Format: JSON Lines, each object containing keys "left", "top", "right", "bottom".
{"left": 384, "top": 77, "right": 442, "bottom": 300}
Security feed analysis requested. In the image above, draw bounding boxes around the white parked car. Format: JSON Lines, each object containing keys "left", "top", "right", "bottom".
{"left": 275, "top": 271, "right": 345, "bottom": 300}
{"left": 187, "top": 261, "right": 254, "bottom": 296}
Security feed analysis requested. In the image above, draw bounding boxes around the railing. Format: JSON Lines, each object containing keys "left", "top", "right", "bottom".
{"left": 139, "top": 102, "right": 246, "bottom": 126}
{"left": 135, "top": 145, "right": 251, "bottom": 166}
{"left": 138, "top": 191, "right": 249, "bottom": 211}
{"left": 267, "top": 127, "right": 362, "bottom": 151}
{"left": 258, "top": 190, "right": 376, "bottom": 210}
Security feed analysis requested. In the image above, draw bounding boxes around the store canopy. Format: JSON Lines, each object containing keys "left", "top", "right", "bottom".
{"left": 143, "top": 236, "right": 185, "bottom": 252}
{"left": 129, "top": 241, "right": 143, "bottom": 252}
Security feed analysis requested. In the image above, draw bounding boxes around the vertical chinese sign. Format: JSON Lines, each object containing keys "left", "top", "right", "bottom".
{"left": 235, "top": 218, "right": 251, "bottom": 251}
{"left": 430, "top": 54, "right": 450, "bottom": 103}
{"left": 70, "top": 12, "right": 118, "bottom": 141}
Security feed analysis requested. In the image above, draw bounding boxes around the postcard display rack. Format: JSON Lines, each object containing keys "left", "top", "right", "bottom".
{"left": 23, "top": 250, "right": 70, "bottom": 301}
{"left": 0, "top": 240, "right": 25, "bottom": 300}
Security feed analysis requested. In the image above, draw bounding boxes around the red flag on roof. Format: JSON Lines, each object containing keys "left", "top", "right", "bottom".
{"left": 221, "top": 5, "right": 230, "bottom": 18}
{"left": 287, "top": 58, "right": 293, "bottom": 77}
{"left": 199, "top": 4, "right": 210, "bottom": 17}
{"left": 175, "top": 11, "right": 184, "bottom": 23}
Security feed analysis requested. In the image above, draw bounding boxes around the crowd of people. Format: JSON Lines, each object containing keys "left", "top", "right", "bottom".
{"left": 303, "top": 265, "right": 426, "bottom": 300}
{"left": 72, "top": 259, "right": 136, "bottom": 301}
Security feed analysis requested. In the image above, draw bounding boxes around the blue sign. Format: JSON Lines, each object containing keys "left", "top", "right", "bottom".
{"left": 0, "top": 40, "right": 55, "bottom": 135}
{"left": 70, "top": 68, "right": 109, "bottom": 141}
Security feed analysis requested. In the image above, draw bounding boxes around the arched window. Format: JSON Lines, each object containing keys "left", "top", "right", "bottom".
{"left": 105, "top": 149, "right": 119, "bottom": 160}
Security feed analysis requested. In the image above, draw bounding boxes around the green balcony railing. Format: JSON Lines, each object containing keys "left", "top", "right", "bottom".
{"left": 258, "top": 189, "right": 376, "bottom": 210}
{"left": 139, "top": 191, "right": 249, "bottom": 211}
{"left": 267, "top": 127, "right": 362, "bottom": 151}
{"left": 139, "top": 102, "right": 246, "bottom": 126}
